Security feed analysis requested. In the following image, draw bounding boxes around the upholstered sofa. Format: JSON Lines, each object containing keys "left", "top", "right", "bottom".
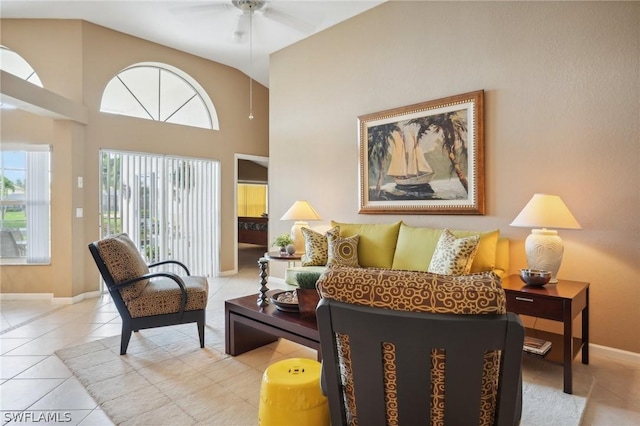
{"left": 284, "top": 221, "right": 509, "bottom": 285}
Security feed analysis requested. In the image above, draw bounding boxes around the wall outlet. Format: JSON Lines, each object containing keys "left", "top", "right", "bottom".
{"left": 77, "top": 176, "right": 83, "bottom": 188}
{"left": 76, "top": 208, "right": 83, "bottom": 218}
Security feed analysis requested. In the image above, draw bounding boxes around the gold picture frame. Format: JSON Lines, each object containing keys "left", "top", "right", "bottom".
{"left": 358, "top": 90, "right": 484, "bottom": 215}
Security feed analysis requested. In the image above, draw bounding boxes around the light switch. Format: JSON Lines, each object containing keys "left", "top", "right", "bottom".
{"left": 77, "top": 176, "right": 83, "bottom": 188}
{"left": 76, "top": 208, "right": 83, "bottom": 218}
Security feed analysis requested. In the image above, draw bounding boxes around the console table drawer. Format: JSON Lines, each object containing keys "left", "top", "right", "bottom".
{"left": 505, "top": 292, "right": 564, "bottom": 321}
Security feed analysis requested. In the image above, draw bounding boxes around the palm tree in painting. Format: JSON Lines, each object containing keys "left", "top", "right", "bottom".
{"left": 367, "top": 123, "right": 400, "bottom": 196}
{"left": 408, "top": 111, "right": 469, "bottom": 192}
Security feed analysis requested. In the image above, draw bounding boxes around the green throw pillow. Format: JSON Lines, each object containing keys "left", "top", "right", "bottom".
{"left": 427, "top": 229, "right": 480, "bottom": 276}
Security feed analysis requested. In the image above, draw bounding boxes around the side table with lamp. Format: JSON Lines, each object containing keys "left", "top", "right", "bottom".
{"left": 509, "top": 193, "right": 587, "bottom": 394}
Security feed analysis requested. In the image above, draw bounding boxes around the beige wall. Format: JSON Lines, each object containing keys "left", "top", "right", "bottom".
{"left": 270, "top": 2, "right": 640, "bottom": 353}
{"left": 1, "top": 19, "right": 269, "bottom": 296}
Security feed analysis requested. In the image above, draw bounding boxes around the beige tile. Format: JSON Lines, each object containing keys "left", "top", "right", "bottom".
{"left": 15, "top": 355, "right": 72, "bottom": 379}
{"left": 30, "top": 376, "right": 99, "bottom": 410}
{"left": 0, "top": 338, "right": 31, "bottom": 355}
{"left": 0, "top": 378, "right": 65, "bottom": 410}
{"left": 6, "top": 337, "right": 88, "bottom": 356}
{"left": 0, "top": 355, "right": 47, "bottom": 379}
{"left": 582, "top": 397, "right": 640, "bottom": 425}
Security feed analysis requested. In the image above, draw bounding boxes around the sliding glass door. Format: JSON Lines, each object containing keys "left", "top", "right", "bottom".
{"left": 99, "top": 150, "right": 219, "bottom": 277}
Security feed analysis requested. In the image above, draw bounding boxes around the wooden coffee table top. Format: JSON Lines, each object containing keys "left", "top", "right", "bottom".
{"left": 225, "top": 291, "right": 318, "bottom": 339}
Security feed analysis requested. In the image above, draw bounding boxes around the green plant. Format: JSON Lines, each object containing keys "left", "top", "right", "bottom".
{"left": 296, "top": 272, "right": 321, "bottom": 289}
{"left": 272, "top": 233, "right": 293, "bottom": 248}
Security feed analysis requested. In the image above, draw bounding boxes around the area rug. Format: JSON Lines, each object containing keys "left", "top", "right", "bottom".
{"left": 56, "top": 330, "right": 594, "bottom": 426}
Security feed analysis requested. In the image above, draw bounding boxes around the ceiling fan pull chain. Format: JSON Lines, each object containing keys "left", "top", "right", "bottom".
{"left": 248, "top": 5, "right": 254, "bottom": 120}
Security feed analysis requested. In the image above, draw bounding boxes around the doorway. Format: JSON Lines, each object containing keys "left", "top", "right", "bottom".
{"left": 235, "top": 153, "right": 268, "bottom": 272}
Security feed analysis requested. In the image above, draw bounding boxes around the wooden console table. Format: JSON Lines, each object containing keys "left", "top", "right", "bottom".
{"left": 502, "top": 275, "right": 589, "bottom": 394}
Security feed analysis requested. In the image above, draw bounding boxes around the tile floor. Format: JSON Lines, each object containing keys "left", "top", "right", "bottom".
{"left": 1, "top": 245, "right": 639, "bottom": 425}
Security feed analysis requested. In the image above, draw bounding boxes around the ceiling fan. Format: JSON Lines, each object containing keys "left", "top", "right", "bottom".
{"left": 177, "top": 0, "right": 316, "bottom": 43}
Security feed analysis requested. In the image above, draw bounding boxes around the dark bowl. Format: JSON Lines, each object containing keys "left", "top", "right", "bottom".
{"left": 519, "top": 269, "right": 552, "bottom": 286}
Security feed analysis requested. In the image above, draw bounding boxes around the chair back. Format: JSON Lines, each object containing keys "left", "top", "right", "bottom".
{"left": 88, "top": 233, "right": 151, "bottom": 318}
{"left": 317, "top": 298, "right": 524, "bottom": 426}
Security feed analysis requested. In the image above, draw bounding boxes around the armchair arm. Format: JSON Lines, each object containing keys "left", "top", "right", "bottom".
{"left": 148, "top": 260, "right": 191, "bottom": 276}
{"left": 112, "top": 272, "right": 187, "bottom": 316}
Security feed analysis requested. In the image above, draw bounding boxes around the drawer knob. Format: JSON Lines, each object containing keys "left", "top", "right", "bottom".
{"left": 515, "top": 297, "right": 534, "bottom": 302}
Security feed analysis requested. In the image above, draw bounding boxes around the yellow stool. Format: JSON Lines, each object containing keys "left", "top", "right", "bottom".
{"left": 258, "top": 358, "right": 329, "bottom": 426}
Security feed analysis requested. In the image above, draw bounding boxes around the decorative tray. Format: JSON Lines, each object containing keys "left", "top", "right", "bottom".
{"left": 270, "top": 291, "right": 299, "bottom": 312}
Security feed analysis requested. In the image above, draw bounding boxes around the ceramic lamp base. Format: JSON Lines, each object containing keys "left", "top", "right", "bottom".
{"left": 525, "top": 229, "right": 563, "bottom": 283}
{"left": 290, "top": 221, "right": 308, "bottom": 255}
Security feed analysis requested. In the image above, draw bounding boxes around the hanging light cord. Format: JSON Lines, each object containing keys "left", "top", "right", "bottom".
{"left": 248, "top": 7, "right": 254, "bottom": 120}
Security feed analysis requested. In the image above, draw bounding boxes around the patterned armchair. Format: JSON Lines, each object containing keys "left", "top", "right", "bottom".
{"left": 316, "top": 267, "right": 524, "bottom": 426}
{"left": 88, "top": 233, "right": 208, "bottom": 355}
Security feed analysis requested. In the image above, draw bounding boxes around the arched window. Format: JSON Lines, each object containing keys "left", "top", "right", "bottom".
{"left": 0, "top": 45, "right": 43, "bottom": 87}
{"left": 100, "top": 63, "right": 219, "bottom": 130}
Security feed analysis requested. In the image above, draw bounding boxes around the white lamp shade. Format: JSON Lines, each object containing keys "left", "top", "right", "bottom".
{"left": 280, "top": 200, "right": 322, "bottom": 222}
{"left": 510, "top": 194, "right": 581, "bottom": 230}
{"left": 280, "top": 201, "right": 322, "bottom": 254}
{"left": 510, "top": 194, "right": 581, "bottom": 283}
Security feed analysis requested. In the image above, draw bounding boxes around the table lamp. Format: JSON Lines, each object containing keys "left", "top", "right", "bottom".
{"left": 280, "top": 200, "right": 322, "bottom": 254}
{"left": 510, "top": 194, "right": 581, "bottom": 283}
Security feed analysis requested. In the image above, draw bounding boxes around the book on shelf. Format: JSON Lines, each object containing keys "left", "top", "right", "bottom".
{"left": 523, "top": 336, "right": 552, "bottom": 355}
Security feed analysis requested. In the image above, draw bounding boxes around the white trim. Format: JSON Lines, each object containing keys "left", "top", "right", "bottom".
{"left": 0, "top": 291, "right": 103, "bottom": 304}
{"left": 0, "top": 292, "right": 53, "bottom": 300}
{"left": 589, "top": 343, "right": 640, "bottom": 365}
{"left": 219, "top": 269, "right": 237, "bottom": 277}
{"left": 52, "top": 291, "right": 103, "bottom": 305}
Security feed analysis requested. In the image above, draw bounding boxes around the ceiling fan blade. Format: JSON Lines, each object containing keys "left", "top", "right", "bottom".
{"left": 262, "top": 7, "right": 315, "bottom": 34}
{"left": 170, "top": 2, "right": 231, "bottom": 15}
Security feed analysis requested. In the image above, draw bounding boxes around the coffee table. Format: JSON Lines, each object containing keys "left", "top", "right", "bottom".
{"left": 225, "top": 291, "right": 321, "bottom": 360}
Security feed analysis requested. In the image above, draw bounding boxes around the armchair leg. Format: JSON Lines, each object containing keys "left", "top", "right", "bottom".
{"left": 121, "top": 324, "right": 133, "bottom": 355}
{"left": 198, "top": 311, "right": 205, "bottom": 348}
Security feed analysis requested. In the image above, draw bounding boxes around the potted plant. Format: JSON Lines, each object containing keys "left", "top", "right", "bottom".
{"left": 272, "top": 233, "right": 293, "bottom": 254}
{"left": 296, "top": 272, "right": 322, "bottom": 319}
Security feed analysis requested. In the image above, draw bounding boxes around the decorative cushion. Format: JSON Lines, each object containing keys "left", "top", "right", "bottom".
{"left": 327, "top": 234, "right": 360, "bottom": 268}
{"left": 317, "top": 267, "right": 505, "bottom": 426}
{"left": 330, "top": 221, "right": 401, "bottom": 269}
{"left": 317, "top": 267, "right": 505, "bottom": 314}
{"left": 301, "top": 226, "right": 339, "bottom": 266}
{"left": 96, "top": 233, "right": 149, "bottom": 302}
{"left": 125, "top": 275, "right": 208, "bottom": 318}
{"left": 391, "top": 223, "right": 442, "bottom": 271}
{"left": 428, "top": 229, "right": 480, "bottom": 276}
{"left": 450, "top": 228, "right": 500, "bottom": 273}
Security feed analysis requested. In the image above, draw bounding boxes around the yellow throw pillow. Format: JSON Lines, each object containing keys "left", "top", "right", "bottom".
{"left": 301, "top": 226, "right": 339, "bottom": 266}
{"left": 327, "top": 234, "right": 360, "bottom": 268}
{"left": 427, "top": 229, "right": 480, "bottom": 276}
{"left": 330, "top": 221, "right": 401, "bottom": 269}
{"left": 450, "top": 229, "right": 500, "bottom": 273}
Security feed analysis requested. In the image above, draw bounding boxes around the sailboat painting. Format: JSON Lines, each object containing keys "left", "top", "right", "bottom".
{"left": 358, "top": 91, "right": 485, "bottom": 215}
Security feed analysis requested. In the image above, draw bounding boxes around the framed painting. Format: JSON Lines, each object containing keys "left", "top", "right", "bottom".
{"left": 358, "top": 90, "right": 484, "bottom": 215}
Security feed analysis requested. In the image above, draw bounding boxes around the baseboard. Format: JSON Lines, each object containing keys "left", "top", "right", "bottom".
{"left": 219, "top": 269, "right": 238, "bottom": 277}
{"left": 0, "top": 293, "right": 53, "bottom": 300}
{"left": 52, "top": 291, "right": 102, "bottom": 305}
{"left": 589, "top": 343, "right": 640, "bottom": 365}
{"left": 0, "top": 291, "right": 103, "bottom": 304}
